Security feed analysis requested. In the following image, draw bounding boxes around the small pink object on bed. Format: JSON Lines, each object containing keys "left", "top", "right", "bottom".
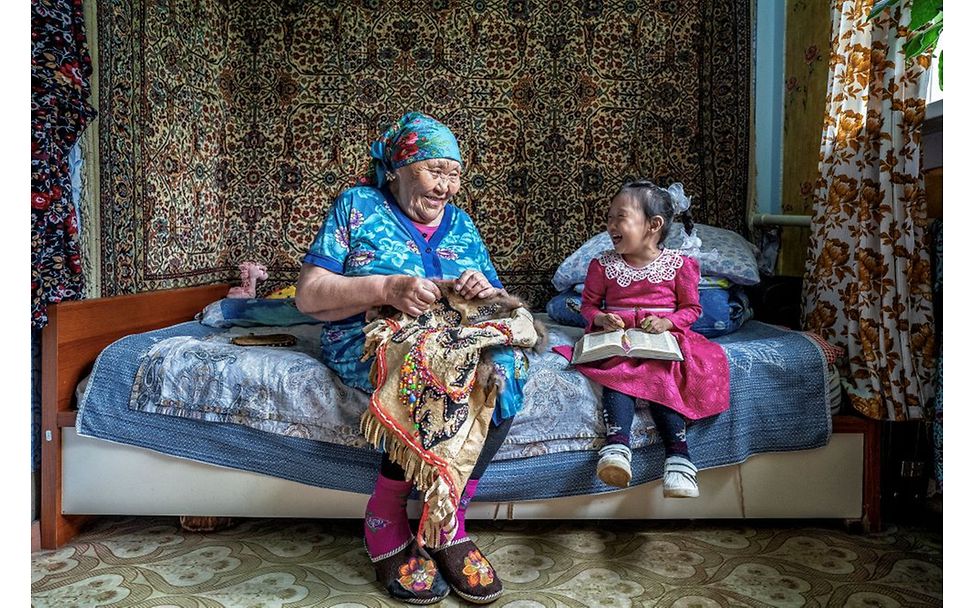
{"left": 227, "top": 261, "right": 268, "bottom": 299}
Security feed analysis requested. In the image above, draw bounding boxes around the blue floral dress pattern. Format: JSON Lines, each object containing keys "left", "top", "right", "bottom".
{"left": 304, "top": 185, "right": 526, "bottom": 421}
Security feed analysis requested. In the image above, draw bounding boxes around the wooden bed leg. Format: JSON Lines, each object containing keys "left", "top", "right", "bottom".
{"left": 39, "top": 421, "right": 91, "bottom": 549}
{"left": 861, "top": 417, "right": 882, "bottom": 533}
{"left": 833, "top": 414, "right": 883, "bottom": 534}
{"left": 40, "top": 304, "right": 93, "bottom": 550}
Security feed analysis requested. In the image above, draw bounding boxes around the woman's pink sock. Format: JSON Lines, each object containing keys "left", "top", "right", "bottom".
{"left": 364, "top": 474, "right": 414, "bottom": 560}
{"left": 439, "top": 478, "right": 479, "bottom": 545}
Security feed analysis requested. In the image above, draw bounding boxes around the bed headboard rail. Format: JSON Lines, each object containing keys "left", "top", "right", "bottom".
{"left": 42, "top": 284, "right": 230, "bottom": 416}
{"left": 40, "top": 283, "right": 229, "bottom": 549}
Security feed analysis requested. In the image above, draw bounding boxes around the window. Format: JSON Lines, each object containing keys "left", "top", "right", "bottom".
{"left": 925, "top": 36, "right": 943, "bottom": 108}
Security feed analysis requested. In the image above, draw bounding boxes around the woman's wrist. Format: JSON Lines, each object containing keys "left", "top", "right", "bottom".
{"left": 377, "top": 275, "right": 397, "bottom": 307}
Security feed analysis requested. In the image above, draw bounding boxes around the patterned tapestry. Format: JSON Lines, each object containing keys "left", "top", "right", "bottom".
{"left": 96, "top": 0, "right": 751, "bottom": 307}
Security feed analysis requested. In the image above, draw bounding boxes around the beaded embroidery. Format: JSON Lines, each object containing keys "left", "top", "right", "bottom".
{"left": 398, "top": 320, "right": 515, "bottom": 450}
{"left": 598, "top": 248, "right": 684, "bottom": 287}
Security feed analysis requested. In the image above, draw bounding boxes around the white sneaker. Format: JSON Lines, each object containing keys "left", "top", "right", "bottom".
{"left": 663, "top": 455, "right": 699, "bottom": 498}
{"left": 597, "top": 444, "right": 632, "bottom": 488}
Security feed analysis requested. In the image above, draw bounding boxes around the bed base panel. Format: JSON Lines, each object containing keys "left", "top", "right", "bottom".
{"left": 62, "top": 429, "right": 864, "bottom": 522}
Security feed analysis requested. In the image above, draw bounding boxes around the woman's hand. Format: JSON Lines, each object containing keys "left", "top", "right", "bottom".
{"left": 640, "top": 315, "right": 673, "bottom": 334}
{"left": 595, "top": 312, "right": 625, "bottom": 331}
{"left": 454, "top": 269, "right": 502, "bottom": 300}
{"left": 383, "top": 275, "right": 442, "bottom": 317}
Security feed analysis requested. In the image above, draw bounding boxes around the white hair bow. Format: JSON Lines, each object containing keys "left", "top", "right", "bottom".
{"left": 665, "top": 182, "right": 704, "bottom": 254}
{"left": 667, "top": 182, "right": 692, "bottom": 214}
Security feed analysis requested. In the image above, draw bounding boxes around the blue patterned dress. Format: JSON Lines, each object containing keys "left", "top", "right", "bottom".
{"left": 304, "top": 185, "right": 528, "bottom": 421}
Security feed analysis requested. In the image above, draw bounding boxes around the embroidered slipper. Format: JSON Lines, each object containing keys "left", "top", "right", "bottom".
{"left": 369, "top": 537, "right": 450, "bottom": 605}
{"left": 430, "top": 537, "right": 503, "bottom": 604}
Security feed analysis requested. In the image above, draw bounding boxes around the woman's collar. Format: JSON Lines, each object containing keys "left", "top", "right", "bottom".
{"left": 383, "top": 185, "right": 455, "bottom": 250}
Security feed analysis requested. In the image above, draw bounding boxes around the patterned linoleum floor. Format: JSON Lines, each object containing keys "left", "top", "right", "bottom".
{"left": 31, "top": 517, "right": 942, "bottom": 607}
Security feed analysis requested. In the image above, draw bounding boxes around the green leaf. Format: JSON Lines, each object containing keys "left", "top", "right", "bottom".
{"left": 868, "top": 0, "right": 901, "bottom": 21}
{"left": 910, "top": 0, "right": 943, "bottom": 31}
{"left": 904, "top": 22, "right": 942, "bottom": 60}
{"left": 939, "top": 50, "right": 943, "bottom": 90}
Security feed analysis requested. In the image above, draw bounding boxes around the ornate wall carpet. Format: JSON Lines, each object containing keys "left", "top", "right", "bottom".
{"left": 97, "top": 0, "right": 751, "bottom": 307}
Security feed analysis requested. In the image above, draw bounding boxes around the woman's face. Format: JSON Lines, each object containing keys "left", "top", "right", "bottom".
{"left": 391, "top": 158, "right": 462, "bottom": 224}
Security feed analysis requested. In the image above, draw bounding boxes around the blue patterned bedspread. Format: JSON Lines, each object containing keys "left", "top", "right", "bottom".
{"left": 77, "top": 319, "right": 832, "bottom": 501}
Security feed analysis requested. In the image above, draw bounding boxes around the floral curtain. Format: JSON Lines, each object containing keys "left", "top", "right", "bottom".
{"left": 802, "top": 0, "right": 934, "bottom": 421}
{"left": 31, "top": 0, "right": 97, "bottom": 329}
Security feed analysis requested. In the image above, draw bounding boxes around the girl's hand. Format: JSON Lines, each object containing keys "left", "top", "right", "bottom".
{"left": 384, "top": 275, "right": 442, "bottom": 317}
{"left": 455, "top": 269, "right": 502, "bottom": 300}
{"left": 595, "top": 313, "right": 625, "bottom": 331}
{"left": 641, "top": 315, "right": 673, "bottom": 334}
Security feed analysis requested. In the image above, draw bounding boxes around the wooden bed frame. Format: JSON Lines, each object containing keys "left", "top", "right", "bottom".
{"left": 40, "top": 284, "right": 883, "bottom": 550}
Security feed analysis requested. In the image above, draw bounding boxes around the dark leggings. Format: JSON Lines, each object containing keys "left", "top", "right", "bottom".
{"left": 380, "top": 414, "right": 515, "bottom": 482}
{"left": 601, "top": 387, "right": 690, "bottom": 458}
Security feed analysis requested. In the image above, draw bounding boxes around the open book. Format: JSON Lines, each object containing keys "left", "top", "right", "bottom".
{"left": 571, "top": 329, "right": 684, "bottom": 364}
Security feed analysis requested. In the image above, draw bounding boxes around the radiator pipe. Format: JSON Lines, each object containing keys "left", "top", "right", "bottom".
{"left": 750, "top": 213, "right": 812, "bottom": 227}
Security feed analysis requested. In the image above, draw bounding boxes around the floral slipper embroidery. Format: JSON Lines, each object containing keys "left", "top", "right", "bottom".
{"left": 397, "top": 556, "right": 439, "bottom": 592}
{"left": 431, "top": 538, "right": 504, "bottom": 603}
{"left": 462, "top": 549, "right": 495, "bottom": 587}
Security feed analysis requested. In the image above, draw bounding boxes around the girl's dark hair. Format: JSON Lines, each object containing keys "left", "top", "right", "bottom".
{"left": 615, "top": 180, "right": 694, "bottom": 238}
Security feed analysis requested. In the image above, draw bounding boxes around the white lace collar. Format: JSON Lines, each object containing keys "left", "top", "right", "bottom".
{"left": 597, "top": 248, "right": 684, "bottom": 287}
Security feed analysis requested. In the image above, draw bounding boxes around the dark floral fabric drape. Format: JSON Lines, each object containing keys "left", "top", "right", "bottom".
{"left": 31, "top": 0, "right": 97, "bottom": 328}
{"left": 802, "top": 0, "right": 934, "bottom": 421}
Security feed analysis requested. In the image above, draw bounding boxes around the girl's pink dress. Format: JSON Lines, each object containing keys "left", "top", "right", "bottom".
{"left": 553, "top": 248, "right": 730, "bottom": 420}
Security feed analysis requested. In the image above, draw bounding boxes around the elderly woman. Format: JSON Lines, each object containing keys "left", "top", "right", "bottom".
{"left": 295, "top": 112, "right": 524, "bottom": 605}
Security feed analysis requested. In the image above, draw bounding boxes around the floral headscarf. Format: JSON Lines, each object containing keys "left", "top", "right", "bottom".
{"left": 366, "top": 112, "right": 462, "bottom": 187}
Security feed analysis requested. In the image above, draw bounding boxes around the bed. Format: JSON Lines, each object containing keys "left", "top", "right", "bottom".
{"left": 40, "top": 284, "right": 881, "bottom": 549}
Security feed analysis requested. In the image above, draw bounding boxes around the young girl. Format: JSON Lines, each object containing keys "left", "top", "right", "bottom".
{"left": 555, "top": 180, "right": 730, "bottom": 497}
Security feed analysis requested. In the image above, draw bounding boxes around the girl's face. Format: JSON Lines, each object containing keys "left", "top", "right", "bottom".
{"left": 606, "top": 194, "right": 661, "bottom": 256}
{"left": 391, "top": 158, "right": 462, "bottom": 224}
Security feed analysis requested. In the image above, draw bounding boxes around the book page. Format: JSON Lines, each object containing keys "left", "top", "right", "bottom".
{"left": 584, "top": 330, "right": 624, "bottom": 352}
{"left": 573, "top": 330, "right": 625, "bottom": 364}
{"left": 626, "top": 330, "right": 672, "bottom": 352}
